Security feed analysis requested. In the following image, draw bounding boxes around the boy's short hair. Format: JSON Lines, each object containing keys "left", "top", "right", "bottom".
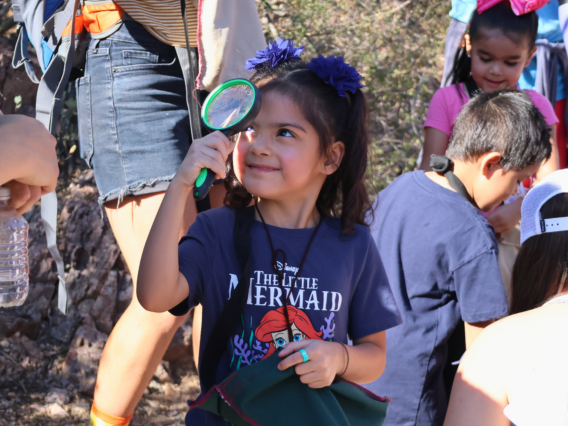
{"left": 446, "top": 89, "right": 551, "bottom": 171}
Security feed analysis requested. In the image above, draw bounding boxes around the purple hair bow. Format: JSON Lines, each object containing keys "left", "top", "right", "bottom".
{"left": 306, "top": 55, "right": 364, "bottom": 97}
{"left": 477, "top": 0, "right": 549, "bottom": 15}
{"left": 245, "top": 38, "right": 304, "bottom": 71}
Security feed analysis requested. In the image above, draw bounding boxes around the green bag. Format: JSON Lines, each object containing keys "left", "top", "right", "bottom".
{"left": 194, "top": 348, "right": 390, "bottom": 426}
{"left": 195, "top": 207, "right": 391, "bottom": 425}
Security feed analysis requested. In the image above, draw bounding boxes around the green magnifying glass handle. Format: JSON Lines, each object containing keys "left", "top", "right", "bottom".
{"left": 193, "top": 168, "right": 216, "bottom": 201}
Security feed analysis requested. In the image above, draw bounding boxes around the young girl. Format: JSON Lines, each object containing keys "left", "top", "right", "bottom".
{"left": 422, "top": 1, "right": 559, "bottom": 178}
{"left": 444, "top": 169, "right": 568, "bottom": 426}
{"left": 422, "top": 1, "right": 560, "bottom": 298}
{"left": 137, "top": 43, "right": 402, "bottom": 425}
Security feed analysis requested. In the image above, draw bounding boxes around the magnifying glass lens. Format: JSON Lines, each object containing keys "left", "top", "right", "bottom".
{"left": 206, "top": 84, "right": 255, "bottom": 129}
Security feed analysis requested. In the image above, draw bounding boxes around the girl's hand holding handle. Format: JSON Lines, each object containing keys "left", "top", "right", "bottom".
{"left": 277, "top": 340, "right": 347, "bottom": 388}
{"left": 138, "top": 131, "right": 234, "bottom": 312}
{"left": 172, "top": 131, "right": 235, "bottom": 189}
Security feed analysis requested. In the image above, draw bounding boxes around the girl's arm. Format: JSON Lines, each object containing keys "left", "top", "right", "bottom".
{"left": 535, "top": 124, "right": 559, "bottom": 182}
{"left": 137, "top": 131, "right": 234, "bottom": 312}
{"left": 420, "top": 127, "right": 450, "bottom": 171}
{"left": 444, "top": 325, "right": 509, "bottom": 426}
{"left": 277, "top": 331, "right": 387, "bottom": 388}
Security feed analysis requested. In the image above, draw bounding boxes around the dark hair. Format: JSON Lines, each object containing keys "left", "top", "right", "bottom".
{"left": 224, "top": 60, "right": 371, "bottom": 235}
{"left": 450, "top": 1, "right": 538, "bottom": 85}
{"left": 446, "top": 89, "right": 551, "bottom": 170}
{"left": 510, "top": 193, "right": 568, "bottom": 314}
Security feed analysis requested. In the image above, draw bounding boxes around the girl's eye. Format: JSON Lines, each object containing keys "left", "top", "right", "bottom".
{"left": 277, "top": 129, "right": 294, "bottom": 138}
{"left": 505, "top": 61, "right": 518, "bottom": 67}
{"left": 276, "top": 338, "right": 286, "bottom": 347}
{"left": 293, "top": 334, "right": 302, "bottom": 342}
{"left": 479, "top": 56, "right": 491, "bottom": 63}
{"left": 245, "top": 126, "right": 256, "bottom": 133}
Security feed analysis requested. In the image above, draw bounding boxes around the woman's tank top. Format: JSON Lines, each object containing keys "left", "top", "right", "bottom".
{"left": 503, "top": 294, "right": 568, "bottom": 426}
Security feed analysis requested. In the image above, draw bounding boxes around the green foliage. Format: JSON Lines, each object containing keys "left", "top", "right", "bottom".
{"left": 257, "top": 0, "right": 450, "bottom": 195}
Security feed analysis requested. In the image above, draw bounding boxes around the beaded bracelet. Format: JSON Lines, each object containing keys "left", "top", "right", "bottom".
{"left": 338, "top": 342, "right": 350, "bottom": 376}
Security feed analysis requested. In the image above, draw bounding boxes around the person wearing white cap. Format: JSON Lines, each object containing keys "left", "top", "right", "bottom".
{"left": 444, "top": 168, "right": 568, "bottom": 426}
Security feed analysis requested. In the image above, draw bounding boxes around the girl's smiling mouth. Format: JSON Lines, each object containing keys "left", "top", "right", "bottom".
{"left": 247, "top": 163, "right": 280, "bottom": 173}
{"left": 484, "top": 78, "right": 506, "bottom": 87}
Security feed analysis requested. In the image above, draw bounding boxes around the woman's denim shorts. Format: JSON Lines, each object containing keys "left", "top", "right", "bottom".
{"left": 76, "top": 20, "right": 191, "bottom": 205}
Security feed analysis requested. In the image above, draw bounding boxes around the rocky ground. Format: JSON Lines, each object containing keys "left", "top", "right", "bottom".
{"left": 0, "top": 170, "right": 201, "bottom": 426}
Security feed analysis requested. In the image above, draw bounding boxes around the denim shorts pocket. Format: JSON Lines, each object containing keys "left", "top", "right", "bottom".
{"left": 75, "top": 75, "right": 94, "bottom": 167}
{"left": 114, "top": 49, "right": 176, "bottom": 72}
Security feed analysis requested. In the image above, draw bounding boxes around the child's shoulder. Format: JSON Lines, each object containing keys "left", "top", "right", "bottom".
{"left": 199, "top": 205, "right": 235, "bottom": 221}
{"left": 378, "top": 171, "right": 497, "bottom": 244}
{"left": 189, "top": 205, "right": 235, "bottom": 236}
{"left": 522, "top": 89, "right": 559, "bottom": 126}
{"left": 431, "top": 83, "right": 465, "bottom": 103}
{"left": 322, "top": 216, "right": 375, "bottom": 248}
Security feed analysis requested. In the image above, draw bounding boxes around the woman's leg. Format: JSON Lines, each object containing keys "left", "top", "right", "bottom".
{"left": 93, "top": 191, "right": 197, "bottom": 417}
{"left": 77, "top": 19, "right": 205, "bottom": 421}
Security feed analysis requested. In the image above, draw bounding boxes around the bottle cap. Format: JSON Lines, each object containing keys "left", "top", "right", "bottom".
{"left": 0, "top": 186, "right": 11, "bottom": 201}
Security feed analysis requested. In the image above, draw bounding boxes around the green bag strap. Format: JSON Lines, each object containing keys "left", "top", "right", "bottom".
{"left": 200, "top": 206, "right": 256, "bottom": 392}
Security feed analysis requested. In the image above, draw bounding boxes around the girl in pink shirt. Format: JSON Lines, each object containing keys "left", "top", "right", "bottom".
{"left": 422, "top": 1, "right": 559, "bottom": 238}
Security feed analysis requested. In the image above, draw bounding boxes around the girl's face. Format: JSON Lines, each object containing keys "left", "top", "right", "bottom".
{"left": 233, "top": 91, "right": 344, "bottom": 202}
{"left": 470, "top": 28, "right": 536, "bottom": 93}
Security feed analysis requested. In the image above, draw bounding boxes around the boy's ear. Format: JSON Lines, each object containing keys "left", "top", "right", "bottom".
{"left": 525, "top": 46, "right": 538, "bottom": 67}
{"left": 323, "top": 141, "right": 345, "bottom": 174}
{"left": 480, "top": 152, "right": 503, "bottom": 179}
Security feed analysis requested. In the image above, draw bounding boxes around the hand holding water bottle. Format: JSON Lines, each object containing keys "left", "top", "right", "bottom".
{"left": 0, "top": 187, "right": 29, "bottom": 307}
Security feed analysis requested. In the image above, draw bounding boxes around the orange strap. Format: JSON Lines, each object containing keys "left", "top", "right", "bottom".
{"left": 62, "top": 15, "right": 84, "bottom": 36}
{"left": 62, "top": 2, "right": 124, "bottom": 37}
{"left": 91, "top": 403, "right": 133, "bottom": 426}
{"left": 82, "top": 3, "right": 124, "bottom": 35}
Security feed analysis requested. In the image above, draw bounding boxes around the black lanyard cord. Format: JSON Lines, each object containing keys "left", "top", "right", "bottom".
{"left": 255, "top": 200, "right": 323, "bottom": 343}
{"left": 430, "top": 154, "right": 479, "bottom": 209}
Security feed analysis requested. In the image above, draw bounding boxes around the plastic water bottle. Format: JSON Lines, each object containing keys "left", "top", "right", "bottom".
{"left": 0, "top": 187, "right": 29, "bottom": 307}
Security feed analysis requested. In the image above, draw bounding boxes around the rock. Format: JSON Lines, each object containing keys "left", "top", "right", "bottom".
{"left": 115, "top": 272, "right": 133, "bottom": 321}
{"left": 20, "top": 335, "right": 42, "bottom": 360}
{"left": 71, "top": 402, "right": 90, "bottom": 417}
{"left": 46, "top": 388, "right": 69, "bottom": 405}
{"left": 0, "top": 283, "right": 55, "bottom": 339}
{"left": 78, "top": 299, "right": 95, "bottom": 315}
{"left": 91, "top": 270, "right": 118, "bottom": 334}
{"left": 30, "top": 404, "right": 47, "bottom": 415}
{"left": 148, "top": 380, "right": 161, "bottom": 391}
{"left": 64, "top": 325, "right": 108, "bottom": 395}
{"left": 46, "top": 402, "right": 68, "bottom": 417}
{"left": 163, "top": 383, "right": 181, "bottom": 401}
{"left": 51, "top": 311, "right": 80, "bottom": 343}
{"left": 153, "top": 361, "right": 171, "bottom": 383}
{"left": 163, "top": 317, "right": 194, "bottom": 365}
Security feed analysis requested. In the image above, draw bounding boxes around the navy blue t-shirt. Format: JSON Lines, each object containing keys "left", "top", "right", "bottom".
{"left": 171, "top": 206, "right": 402, "bottom": 426}
{"left": 363, "top": 171, "right": 508, "bottom": 426}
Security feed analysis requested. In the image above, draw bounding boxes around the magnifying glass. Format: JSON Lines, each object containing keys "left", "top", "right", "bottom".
{"left": 193, "top": 79, "right": 262, "bottom": 200}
